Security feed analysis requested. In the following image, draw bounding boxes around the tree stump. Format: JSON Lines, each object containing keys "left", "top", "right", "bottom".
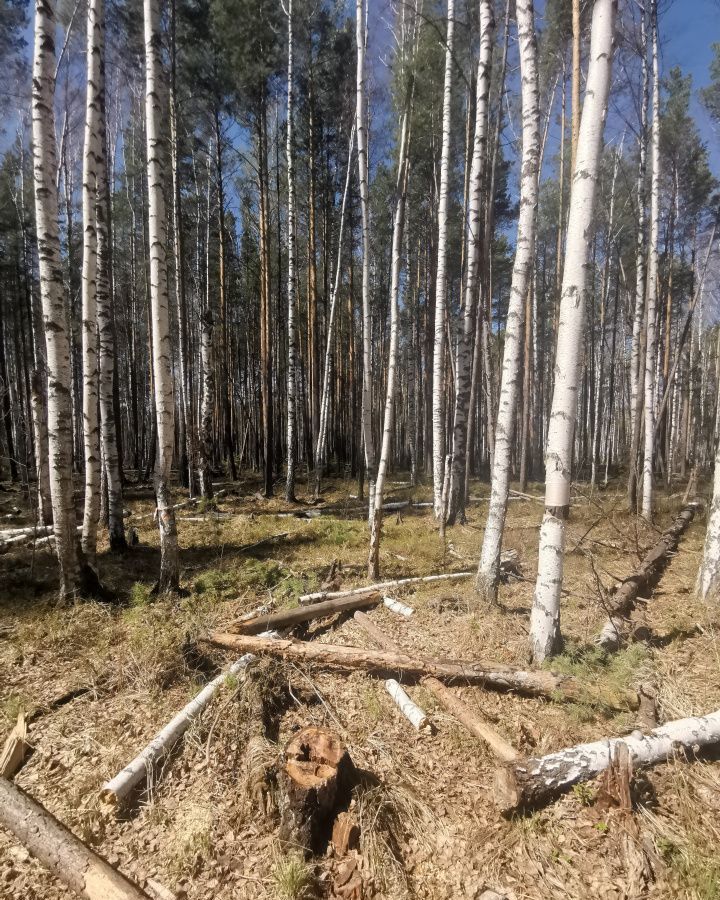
{"left": 278, "top": 727, "right": 355, "bottom": 853}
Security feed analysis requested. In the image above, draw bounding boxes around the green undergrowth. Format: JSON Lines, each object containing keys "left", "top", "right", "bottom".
{"left": 658, "top": 836, "right": 720, "bottom": 900}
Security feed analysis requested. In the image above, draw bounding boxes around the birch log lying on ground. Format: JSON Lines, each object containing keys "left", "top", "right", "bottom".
{"left": 496, "top": 707, "right": 720, "bottom": 813}
{"left": 101, "top": 631, "right": 277, "bottom": 807}
{"left": 299, "top": 571, "right": 474, "bottom": 605}
{"left": 229, "top": 592, "right": 381, "bottom": 634}
{"left": 131, "top": 490, "right": 227, "bottom": 522}
{"left": 206, "top": 631, "right": 636, "bottom": 709}
{"left": 353, "top": 611, "right": 517, "bottom": 761}
{"left": 597, "top": 502, "right": 700, "bottom": 649}
{"left": 0, "top": 777, "right": 151, "bottom": 899}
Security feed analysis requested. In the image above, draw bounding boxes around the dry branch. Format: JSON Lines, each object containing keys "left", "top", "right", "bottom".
{"left": 0, "top": 777, "right": 150, "bottom": 899}
{"left": 496, "top": 707, "right": 720, "bottom": 813}
{"left": 597, "top": 502, "right": 699, "bottom": 649}
{"left": 229, "top": 592, "right": 381, "bottom": 634}
{"left": 299, "top": 571, "right": 474, "bottom": 605}
{"left": 353, "top": 611, "right": 517, "bottom": 761}
{"left": 207, "top": 630, "right": 635, "bottom": 708}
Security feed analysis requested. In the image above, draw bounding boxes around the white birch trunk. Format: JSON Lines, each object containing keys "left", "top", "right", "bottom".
{"left": 446, "top": 0, "right": 494, "bottom": 526}
{"left": 80, "top": 0, "right": 104, "bottom": 566}
{"left": 356, "top": 0, "right": 375, "bottom": 518}
{"left": 144, "top": 0, "right": 179, "bottom": 590}
{"left": 314, "top": 126, "right": 355, "bottom": 499}
{"left": 699, "top": 437, "right": 720, "bottom": 600}
{"left": 431, "top": 0, "right": 455, "bottom": 519}
{"left": 285, "top": 0, "right": 298, "bottom": 503}
{"left": 529, "top": 0, "right": 617, "bottom": 663}
{"left": 628, "top": 8, "right": 649, "bottom": 511}
{"left": 476, "top": 0, "right": 539, "bottom": 601}
{"left": 32, "top": 0, "right": 80, "bottom": 599}
{"left": 641, "top": 0, "right": 660, "bottom": 521}
{"left": 368, "top": 108, "right": 411, "bottom": 579}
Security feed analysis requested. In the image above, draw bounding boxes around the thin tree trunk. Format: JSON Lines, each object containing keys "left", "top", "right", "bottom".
{"left": 144, "top": 0, "right": 179, "bottom": 590}
{"left": 32, "top": 0, "right": 80, "bottom": 599}
{"left": 529, "top": 0, "right": 616, "bottom": 662}
{"left": 285, "top": 0, "right": 298, "bottom": 502}
{"left": 476, "top": 0, "right": 540, "bottom": 602}
{"left": 431, "top": 0, "right": 455, "bottom": 519}
{"left": 446, "top": 0, "right": 494, "bottom": 526}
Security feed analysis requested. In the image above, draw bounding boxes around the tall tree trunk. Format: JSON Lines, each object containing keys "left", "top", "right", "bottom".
{"left": 627, "top": 6, "right": 649, "bottom": 509}
{"left": 80, "top": 0, "right": 104, "bottom": 567}
{"left": 529, "top": 0, "right": 616, "bottom": 662}
{"left": 642, "top": 0, "right": 660, "bottom": 521}
{"left": 446, "top": 0, "right": 494, "bottom": 525}
{"left": 571, "top": 0, "right": 581, "bottom": 172}
{"left": 285, "top": 0, "right": 298, "bottom": 502}
{"left": 144, "top": 0, "right": 179, "bottom": 590}
{"left": 476, "top": 0, "right": 540, "bottom": 602}
{"left": 431, "top": 0, "right": 455, "bottom": 519}
{"left": 32, "top": 0, "right": 80, "bottom": 598}
{"left": 356, "top": 0, "right": 375, "bottom": 521}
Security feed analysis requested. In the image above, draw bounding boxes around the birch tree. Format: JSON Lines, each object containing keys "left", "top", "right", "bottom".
{"left": 356, "top": 0, "right": 375, "bottom": 514}
{"left": 144, "top": 0, "right": 179, "bottom": 590}
{"left": 641, "top": 0, "right": 660, "bottom": 521}
{"left": 80, "top": 0, "right": 105, "bottom": 567}
{"left": 284, "top": 0, "right": 298, "bottom": 503}
{"left": 446, "top": 0, "right": 494, "bottom": 527}
{"left": 476, "top": 0, "right": 540, "bottom": 602}
{"left": 431, "top": 0, "right": 455, "bottom": 520}
{"left": 529, "top": 0, "right": 617, "bottom": 663}
{"left": 31, "top": 0, "right": 80, "bottom": 598}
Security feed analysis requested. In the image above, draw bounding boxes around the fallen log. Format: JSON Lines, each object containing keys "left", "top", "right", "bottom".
{"left": 353, "top": 612, "right": 517, "bottom": 761}
{"left": 597, "top": 502, "right": 700, "bottom": 649}
{"left": 0, "top": 777, "right": 150, "bottom": 899}
{"left": 207, "top": 631, "right": 636, "bottom": 709}
{"left": 132, "top": 490, "right": 227, "bottom": 522}
{"left": 299, "top": 571, "right": 474, "bottom": 605}
{"left": 236, "top": 530, "right": 289, "bottom": 553}
{"left": 101, "top": 631, "right": 277, "bottom": 807}
{"left": 384, "top": 679, "right": 432, "bottom": 732}
{"left": 383, "top": 596, "right": 414, "bottom": 617}
{"left": 230, "top": 593, "right": 381, "bottom": 634}
{"left": 495, "top": 707, "right": 720, "bottom": 814}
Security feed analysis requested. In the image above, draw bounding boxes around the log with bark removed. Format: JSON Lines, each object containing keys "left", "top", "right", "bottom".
{"left": 0, "top": 711, "right": 29, "bottom": 778}
{"left": 597, "top": 502, "right": 700, "bottom": 649}
{"left": 496, "top": 707, "right": 720, "bottom": 813}
{"left": 229, "top": 592, "right": 381, "bottom": 634}
{"left": 206, "top": 630, "right": 637, "bottom": 710}
{"left": 0, "top": 777, "right": 151, "bottom": 899}
{"left": 353, "top": 611, "right": 518, "bottom": 761}
{"left": 278, "top": 727, "right": 356, "bottom": 853}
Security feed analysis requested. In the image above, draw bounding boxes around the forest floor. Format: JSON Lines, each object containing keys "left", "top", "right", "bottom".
{"left": 1, "top": 473, "right": 720, "bottom": 900}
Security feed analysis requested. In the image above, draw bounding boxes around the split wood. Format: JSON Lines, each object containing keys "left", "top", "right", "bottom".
{"left": 299, "top": 571, "right": 474, "bottom": 605}
{"left": 206, "top": 630, "right": 636, "bottom": 709}
{"left": 0, "top": 777, "right": 151, "bottom": 898}
{"left": 353, "top": 611, "right": 518, "bottom": 761}
{"left": 496, "top": 706, "right": 720, "bottom": 813}
{"left": 229, "top": 592, "right": 381, "bottom": 634}
{"left": 0, "top": 711, "right": 29, "bottom": 778}
{"left": 597, "top": 501, "right": 700, "bottom": 649}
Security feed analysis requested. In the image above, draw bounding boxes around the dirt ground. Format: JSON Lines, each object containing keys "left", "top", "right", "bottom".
{"left": 1, "top": 473, "right": 720, "bottom": 900}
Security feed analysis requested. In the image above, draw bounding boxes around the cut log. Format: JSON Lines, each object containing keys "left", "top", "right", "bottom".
{"left": 101, "top": 631, "right": 277, "bottom": 807}
{"left": 229, "top": 592, "right": 381, "bottom": 634}
{"left": 0, "top": 711, "right": 29, "bottom": 778}
{"left": 299, "top": 571, "right": 474, "bottom": 605}
{"left": 496, "top": 707, "right": 720, "bottom": 813}
{"left": 352, "top": 612, "right": 518, "bottom": 761}
{"left": 384, "top": 679, "right": 432, "bottom": 732}
{"left": 382, "top": 596, "right": 414, "bottom": 617}
{"left": 278, "top": 727, "right": 356, "bottom": 853}
{"left": 0, "top": 777, "right": 150, "bottom": 898}
{"left": 597, "top": 502, "right": 700, "bottom": 649}
{"left": 206, "top": 631, "right": 636, "bottom": 709}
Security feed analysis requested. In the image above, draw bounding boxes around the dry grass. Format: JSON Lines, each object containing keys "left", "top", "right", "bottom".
{"left": 1, "top": 474, "right": 719, "bottom": 898}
